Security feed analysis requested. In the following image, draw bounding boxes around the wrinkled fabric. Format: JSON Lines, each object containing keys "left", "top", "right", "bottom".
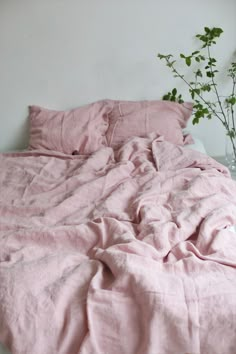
{"left": 0, "top": 134, "right": 236, "bottom": 354}
{"left": 105, "top": 99, "right": 193, "bottom": 148}
{"left": 28, "top": 100, "right": 111, "bottom": 154}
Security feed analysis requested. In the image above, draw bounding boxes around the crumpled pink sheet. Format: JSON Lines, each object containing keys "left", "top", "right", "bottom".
{"left": 1, "top": 134, "right": 236, "bottom": 354}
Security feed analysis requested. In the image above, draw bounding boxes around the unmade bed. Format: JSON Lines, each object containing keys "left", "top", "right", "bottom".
{"left": 0, "top": 99, "right": 236, "bottom": 354}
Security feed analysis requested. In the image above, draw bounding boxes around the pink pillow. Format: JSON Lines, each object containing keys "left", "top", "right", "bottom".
{"left": 105, "top": 100, "right": 193, "bottom": 148}
{"left": 28, "top": 101, "right": 112, "bottom": 154}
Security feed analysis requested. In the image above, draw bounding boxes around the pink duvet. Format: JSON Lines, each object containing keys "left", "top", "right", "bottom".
{"left": 1, "top": 134, "right": 236, "bottom": 354}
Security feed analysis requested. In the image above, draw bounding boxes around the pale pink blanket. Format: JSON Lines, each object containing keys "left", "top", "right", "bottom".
{"left": 1, "top": 135, "right": 236, "bottom": 354}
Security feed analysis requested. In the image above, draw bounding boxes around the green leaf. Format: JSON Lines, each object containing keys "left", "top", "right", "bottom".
{"left": 228, "top": 130, "right": 236, "bottom": 139}
{"left": 210, "top": 58, "right": 217, "bottom": 63}
{"left": 162, "top": 93, "right": 171, "bottom": 101}
{"left": 202, "top": 108, "right": 209, "bottom": 114}
{"left": 185, "top": 57, "right": 191, "bottom": 66}
{"left": 206, "top": 71, "right": 214, "bottom": 77}
{"left": 226, "top": 97, "right": 236, "bottom": 105}
{"left": 157, "top": 53, "right": 173, "bottom": 60}
{"left": 172, "top": 88, "right": 177, "bottom": 95}
{"left": 195, "top": 69, "right": 202, "bottom": 77}
{"left": 201, "top": 84, "right": 211, "bottom": 92}
{"left": 193, "top": 117, "right": 200, "bottom": 125}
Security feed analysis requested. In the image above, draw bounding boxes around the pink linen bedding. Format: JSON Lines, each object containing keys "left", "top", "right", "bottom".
{"left": 1, "top": 134, "right": 236, "bottom": 353}
{"left": 28, "top": 101, "right": 111, "bottom": 155}
{"left": 105, "top": 99, "right": 193, "bottom": 148}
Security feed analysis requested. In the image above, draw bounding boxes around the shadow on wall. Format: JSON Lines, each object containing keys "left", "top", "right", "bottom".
{"left": 10, "top": 115, "right": 29, "bottom": 152}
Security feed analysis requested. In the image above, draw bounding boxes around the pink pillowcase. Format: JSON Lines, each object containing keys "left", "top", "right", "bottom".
{"left": 28, "top": 101, "right": 112, "bottom": 154}
{"left": 105, "top": 100, "right": 193, "bottom": 148}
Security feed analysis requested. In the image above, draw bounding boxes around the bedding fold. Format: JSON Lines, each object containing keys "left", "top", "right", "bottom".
{"left": 0, "top": 134, "right": 236, "bottom": 354}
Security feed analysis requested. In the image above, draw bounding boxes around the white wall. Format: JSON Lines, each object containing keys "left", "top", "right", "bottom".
{"left": 0, "top": 0, "right": 235, "bottom": 155}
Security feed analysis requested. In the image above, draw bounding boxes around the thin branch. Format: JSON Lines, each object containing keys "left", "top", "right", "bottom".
{"left": 166, "top": 57, "right": 225, "bottom": 125}
{"left": 230, "top": 76, "right": 236, "bottom": 131}
{"left": 207, "top": 46, "right": 228, "bottom": 125}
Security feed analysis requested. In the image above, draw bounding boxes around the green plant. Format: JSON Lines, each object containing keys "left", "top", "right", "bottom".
{"left": 158, "top": 27, "right": 236, "bottom": 161}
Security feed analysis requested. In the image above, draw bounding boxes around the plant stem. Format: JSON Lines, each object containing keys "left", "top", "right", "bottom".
{"left": 231, "top": 77, "right": 236, "bottom": 131}
{"left": 165, "top": 56, "right": 236, "bottom": 162}
{"left": 206, "top": 46, "right": 236, "bottom": 160}
{"left": 166, "top": 57, "right": 225, "bottom": 125}
{"left": 230, "top": 78, "right": 236, "bottom": 160}
{"left": 207, "top": 46, "right": 228, "bottom": 124}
